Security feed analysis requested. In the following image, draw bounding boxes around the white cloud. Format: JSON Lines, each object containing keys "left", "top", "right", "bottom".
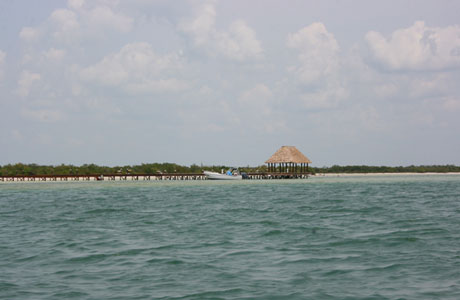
{"left": 287, "top": 23, "right": 348, "bottom": 110}
{"left": 366, "top": 21, "right": 460, "bottom": 71}
{"left": 51, "top": 9, "right": 79, "bottom": 32}
{"left": 19, "top": 27, "right": 41, "bottom": 42}
{"left": 180, "top": 3, "right": 215, "bottom": 47}
{"left": 179, "top": 3, "right": 263, "bottom": 61}
{"left": 16, "top": 70, "right": 41, "bottom": 97}
{"left": 342, "top": 49, "right": 454, "bottom": 105}
{"left": 221, "top": 20, "right": 263, "bottom": 61}
{"left": 20, "top": 1, "right": 133, "bottom": 45}
{"left": 80, "top": 42, "right": 187, "bottom": 94}
{"left": 49, "top": 8, "right": 80, "bottom": 42}
{"left": 68, "top": 0, "right": 85, "bottom": 10}
{"left": 287, "top": 22, "right": 340, "bottom": 84}
{"left": 43, "top": 48, "right": 66, "bottom": 61}
{"left": 87, "top": 5, "right": 133, "bottom": 33}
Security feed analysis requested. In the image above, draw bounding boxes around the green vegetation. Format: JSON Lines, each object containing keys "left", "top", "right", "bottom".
{"left": 0, "top": 163, "right": 257, "bottom": 176}
{"left": 1, "top": 163, "right": 460, "bottom": 176}
{"left": 311, "top": 165, "right": 460, "bottom": 174}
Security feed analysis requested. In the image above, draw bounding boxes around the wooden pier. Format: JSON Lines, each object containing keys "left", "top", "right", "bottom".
{"left": 0, "top": 172, "right": 309, "bottom": 182}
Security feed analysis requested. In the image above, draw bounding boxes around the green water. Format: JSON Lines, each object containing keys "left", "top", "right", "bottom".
{"left": 1, "top": 175, "right": 460, "bottom": 299}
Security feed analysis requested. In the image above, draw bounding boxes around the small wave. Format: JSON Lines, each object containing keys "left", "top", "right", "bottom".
{"left": 84, "top": 208, "right": 126, "bottom": 214}
{"left": 166, "top": 259, "right": 185, "bottom": 265}
{"left": 277, "top": 254, "right": 362, "bottom": 265}
{"left": 51, "top": 290, "right": 89, "bottom": 298}
{"left": 259, "top": 219, "right": 280, "bottom": 226}
{"left": 170, "top": 287, "right": 244, "bottom": 299}
{"left": 146, "top": 257, "right": 168, "bottom": 263}
{"left": 363, "top": 263, "right": 403, "bottom": 272}
{"left": 146, "top": 257, "right": 201, "bottom": 267}
{"left": 53, "top": 269, "right": 73, "bottom": 275}
{"left": 324, "top": 268, "right": 353, "bottom": 276}
{"left": 152, "top": 244, "right": 177, "bottom": 250}
{"left": 398, "top": 236, "right": 418, "bottom": 242}
{"left": 15, "top": 254, "right": 40, "bottom": 262}
{"left": 0, "top": 209, "right": 22, "bottom": 215}
{"left": 67, "top": 253, "right": 110, "bottom": 263}
{"left": 328, "top": 237, "right": 382, "bottom": 247}
{"left": 219, "top": 249, "right": 261, "bottom": 258}
{"left": 262, "top": 229, "right": 284, "bottom": 237}
{"left": 115, "top": 248, "right": 149, "bottom": 256}
{"left": 0, "top": 282, "right": 18, "bottom": 290}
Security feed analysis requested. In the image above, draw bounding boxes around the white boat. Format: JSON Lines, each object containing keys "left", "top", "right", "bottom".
{"left": 203, "top": 169, "right": 243, "bottom": 180}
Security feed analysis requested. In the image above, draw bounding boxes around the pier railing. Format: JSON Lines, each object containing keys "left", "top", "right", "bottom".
{"left": 0, "top": 172, "right": 310, "bottom": 182}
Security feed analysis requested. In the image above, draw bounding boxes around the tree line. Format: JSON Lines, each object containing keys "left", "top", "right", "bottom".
{"left": 0, "top": 163, "right": 223, "bottom": 176}
{"left": 1, "top": 163, "right": 460, "bottom": 176}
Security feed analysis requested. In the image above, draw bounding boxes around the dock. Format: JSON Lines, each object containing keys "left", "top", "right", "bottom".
{"left": 0, "top": 172, "right": 309, "bottom": 182}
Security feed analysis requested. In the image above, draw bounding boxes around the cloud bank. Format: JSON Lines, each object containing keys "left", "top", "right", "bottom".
{"left": 179, "top": 3, "right": 263, "bottom": 61}
{"left": 1, "top": 1, "right": 460, "bottom": 166}
{"left": 366, "top": 21, "right": 460, "bottom": 71}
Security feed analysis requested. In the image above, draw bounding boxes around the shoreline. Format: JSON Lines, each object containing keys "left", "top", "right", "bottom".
{"left": 311, "top": 172, "right": 460, "bottom": 177}
{"left": 1, "top": 172, "right": 460, "bottom": 183}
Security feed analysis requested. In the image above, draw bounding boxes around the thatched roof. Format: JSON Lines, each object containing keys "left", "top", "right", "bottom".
{"left": 265, "top": 146, "right": 312, "bottom": 164}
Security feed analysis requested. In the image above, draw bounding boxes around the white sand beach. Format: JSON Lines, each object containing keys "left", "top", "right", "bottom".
{"left": 311, "top": 172, "right": 460, "bottom": 177}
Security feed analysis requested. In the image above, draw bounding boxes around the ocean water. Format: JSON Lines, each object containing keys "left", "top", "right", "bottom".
{"left": 1, "top": 175, "right": 460, "bottom": 300}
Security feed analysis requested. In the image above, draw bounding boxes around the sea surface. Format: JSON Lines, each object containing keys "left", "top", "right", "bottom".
{"left": 1, "top": 175, "right": 460, "bottom": 299}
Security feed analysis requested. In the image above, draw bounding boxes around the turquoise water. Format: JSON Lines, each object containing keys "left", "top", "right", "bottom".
{"left": 1, "top": 175, "right": 460, "bottom": 299}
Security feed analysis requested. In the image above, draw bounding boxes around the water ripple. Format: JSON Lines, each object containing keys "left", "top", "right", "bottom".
{"left": 1, "top": 175, "right": 460, "bottom": 299}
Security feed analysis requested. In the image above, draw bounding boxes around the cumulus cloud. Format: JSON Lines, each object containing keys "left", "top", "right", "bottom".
{"left": 181, "top": 3, "right": 215, "bottom": 47}
{"left": 179, "top": 3, "right": 263, "bottom": 61}
{"left": 80, "top": 42, "right": 187, "bottom": 94}
{"left": 43, "top": 48, "right": 66, "bottom": 61}
{"left": 366, "top": 21, "right": 460, "bottom": 71}
{"left": 63, "top": 1, "right": 134, "bottom": 34}
{"left": 19, "top": 1, "right": 133, "bottom": 44}
{"left": 19, "top": 27, "right": 41, "bottom": 42}
{"left": 16, "top": 70, "right": 41, "bottom": 97}
{"left": 68, "top": 0, "right": 85, "bottom": 10}
{"left": 86, "top": 5, "right": 133, "bottom": 33}
{"left": 287, "top": 22, "right": 340, "bottom": 85}
{"left": 287, "top": 23, "right": 347, "bottom": 110}
{"left": 76, "top": 1, "right": 134, "bottom": 34}
{"left": 50, "top": 8, "right": 80, "bottom": 41}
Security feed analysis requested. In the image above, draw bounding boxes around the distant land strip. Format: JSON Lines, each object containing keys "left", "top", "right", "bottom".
{"left": 1, "top": 163, "right": 460, "bottom": 176}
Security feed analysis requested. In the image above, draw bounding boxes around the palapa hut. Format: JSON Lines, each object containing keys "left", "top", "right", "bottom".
{"left": 265, "top": 146, "right": 312, "bottom": 173}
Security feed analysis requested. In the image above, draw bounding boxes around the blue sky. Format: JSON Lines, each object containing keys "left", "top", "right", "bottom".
{"left": 1, "top": 0, "right": 460, "bottom": 167}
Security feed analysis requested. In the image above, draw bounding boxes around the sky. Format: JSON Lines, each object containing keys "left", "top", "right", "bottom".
{"left": 1, "top": 0, "right": 460, "bottom": 167}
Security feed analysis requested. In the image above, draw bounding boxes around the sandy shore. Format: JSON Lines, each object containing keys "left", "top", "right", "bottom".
{"left": 311, "top": 172, "right": 460, "bottom": 177}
